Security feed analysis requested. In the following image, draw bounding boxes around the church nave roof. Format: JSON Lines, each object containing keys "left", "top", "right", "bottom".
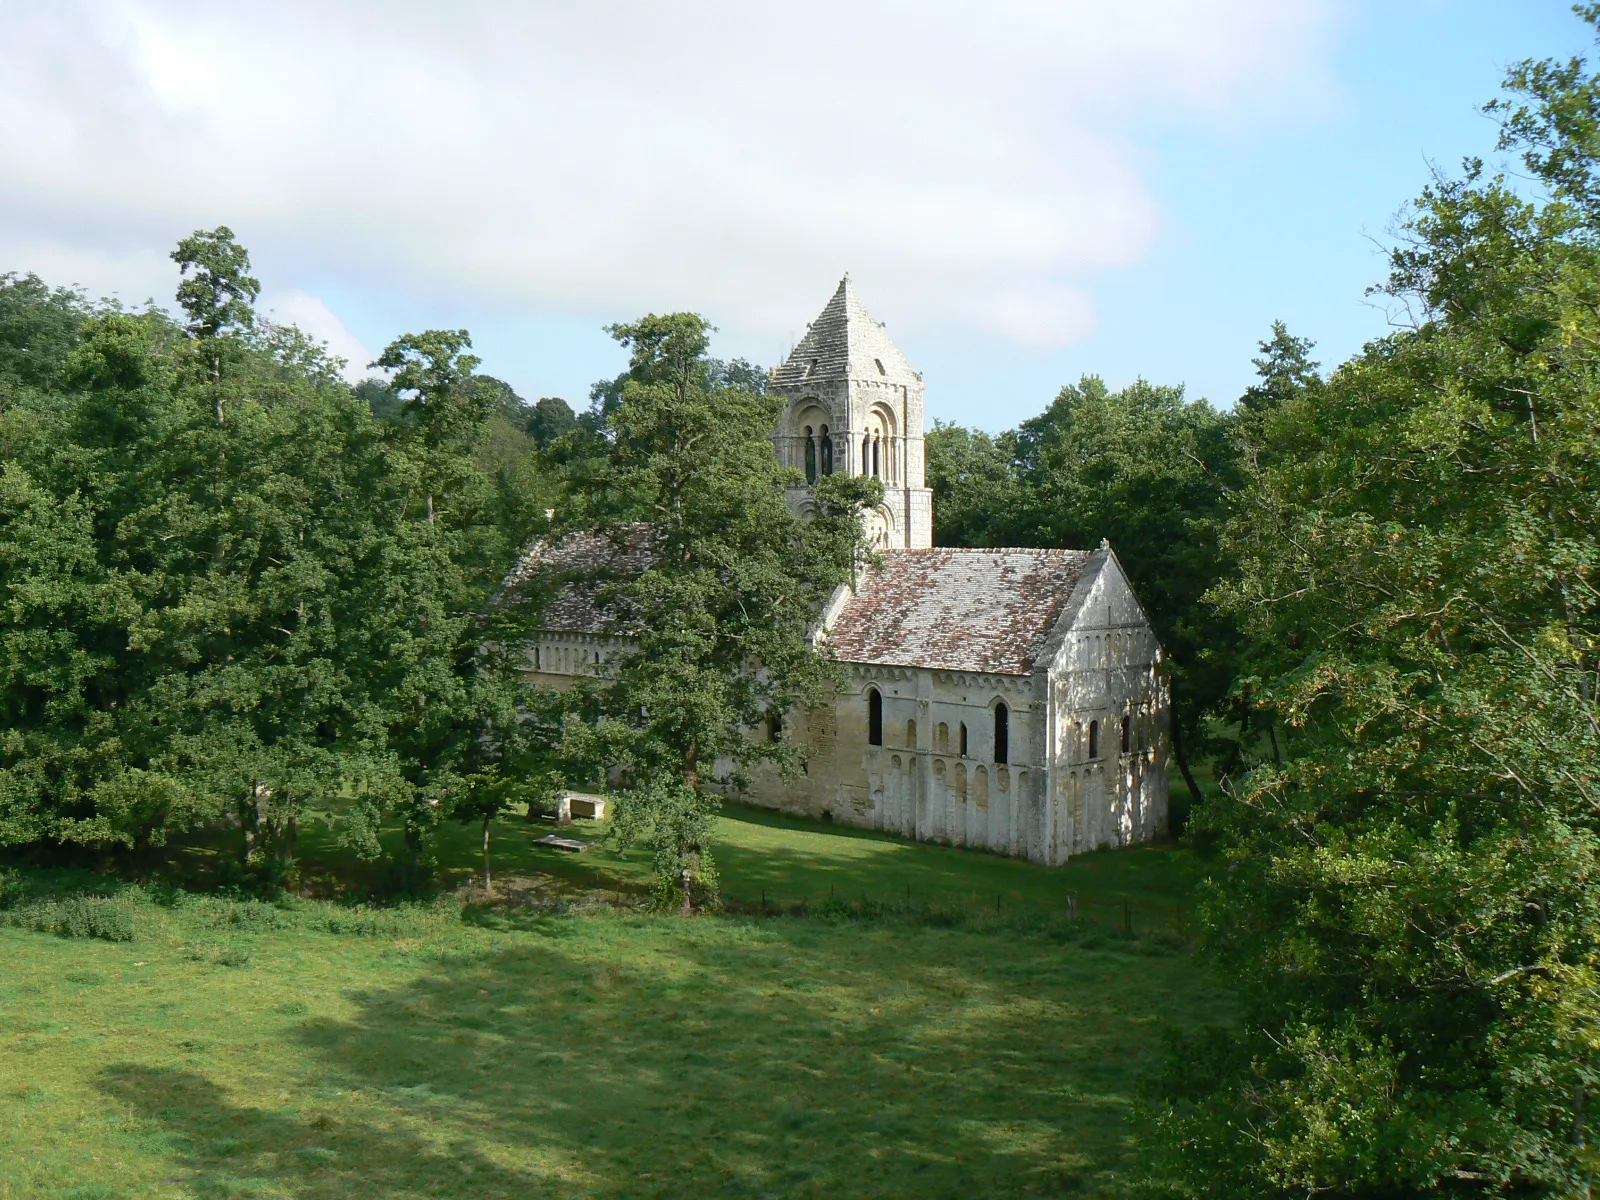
{"left": 824, "top": 547, "right": 1094, "bottom": 676}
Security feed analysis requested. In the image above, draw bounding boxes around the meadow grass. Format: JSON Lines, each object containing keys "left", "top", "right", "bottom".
{"left": 0, "top": 807, "right": 1230, "bottom": 1199}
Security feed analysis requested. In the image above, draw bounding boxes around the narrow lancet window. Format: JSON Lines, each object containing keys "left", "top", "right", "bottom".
{"left": 820, "top": 426, "right": 833, "bottom": 475}
{"left": 867, "top": 688, "right": 883, "bottom": 747}
{"left": 994, "top": 703, "right": 1009, "bottom": 764}
{"left": 1088, "top": 719, "right": 1099, "bottom": 760}
{"left": 959, "top": 722, "right": 968, "bottom": 757}
{"left": 804, "top": 427, "right": 817, "bottom": 484}
{"left": 1121, "top": 716, "right": 1131, "bottom": 754}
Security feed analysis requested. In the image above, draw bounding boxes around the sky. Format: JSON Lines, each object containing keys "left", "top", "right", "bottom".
{"left": 0, "top": 1, "right": 1591, "bottom": 431}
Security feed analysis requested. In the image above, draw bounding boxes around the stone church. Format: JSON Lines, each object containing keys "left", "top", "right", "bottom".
{"left": 519, "top": 278, "right": 1171, "bottom": 864}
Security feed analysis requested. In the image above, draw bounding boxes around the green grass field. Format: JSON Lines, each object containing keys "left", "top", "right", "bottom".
{"left": 0, "top": 805, "right": 1230, "bottom": 1199}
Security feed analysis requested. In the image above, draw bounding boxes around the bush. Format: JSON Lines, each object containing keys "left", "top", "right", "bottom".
{"left": 208, "top": 899, "right": 286, "bottom": 932}
{"left": 322, "top": 899, "right": 459, "bottom": 939}
{"left": 5, "top": 896, "right": 136, "bottom": 942}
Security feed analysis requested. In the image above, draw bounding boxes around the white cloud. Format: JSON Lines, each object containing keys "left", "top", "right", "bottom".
{"left": 0, "top": 0, "right": 1334, "bottom": 349}
{"left": 259, "top": 290, "right": 375, "bottom": 382}
{"left": 0, "top": 234, "right": 175, "bottom": 308}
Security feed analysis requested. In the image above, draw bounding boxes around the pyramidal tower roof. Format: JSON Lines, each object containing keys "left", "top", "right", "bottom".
{"left": 770, "top": 275, "right": 920, "bottom": 389}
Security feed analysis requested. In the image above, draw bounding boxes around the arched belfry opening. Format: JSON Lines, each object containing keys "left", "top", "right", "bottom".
{"left": 768, "top": 275, "right": 934, "bottom": 549}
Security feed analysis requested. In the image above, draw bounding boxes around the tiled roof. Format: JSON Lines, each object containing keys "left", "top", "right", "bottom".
{"left": 770, "top": 276, "right": 921, "bottom": 389}
{"left": 825, "top": 548, "right": 1093, "bottom": 675}
{"left": 503, "top": 525, "right": 656, "bottom": 634}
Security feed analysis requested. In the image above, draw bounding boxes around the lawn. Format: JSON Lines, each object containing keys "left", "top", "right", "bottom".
{"left": 0, "top": 807, "right": 1230, "bottom": 1199}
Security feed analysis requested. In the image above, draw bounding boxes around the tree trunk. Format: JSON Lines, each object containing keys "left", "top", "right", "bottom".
{"left": 1170, "top": 699, "right": 1203, "bottom": 807}
{"left": 682, "top": 743, "right": 699, "bottom": 913}
{"left": 683, "top": 741, "right": 699, "bottom": 793}
{"left": 241, "top": 784, "right": 259, "bottom": 861}
{"left": 482, "top": 816, "right": 492, "bottom": 891}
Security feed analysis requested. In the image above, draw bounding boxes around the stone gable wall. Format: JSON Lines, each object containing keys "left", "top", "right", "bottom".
{"left": 1042, "top": 559, "right": 1170, "bottom": 861}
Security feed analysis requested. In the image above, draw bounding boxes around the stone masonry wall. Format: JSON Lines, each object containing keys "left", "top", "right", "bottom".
{"left": 1043, "top": 563, "right": 1170, "bottom": 862}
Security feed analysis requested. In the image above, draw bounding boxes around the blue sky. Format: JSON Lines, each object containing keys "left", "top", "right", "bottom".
{"left": 0, "top": 2, "right": 1590, "bottom": 432}
{"left": 1002, "top": 0, "right": 1589, "bottom": 424}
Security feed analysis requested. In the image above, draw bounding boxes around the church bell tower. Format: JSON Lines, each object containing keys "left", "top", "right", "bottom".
{"left": 768, "top": 276, "right": 934, "bottom": 549}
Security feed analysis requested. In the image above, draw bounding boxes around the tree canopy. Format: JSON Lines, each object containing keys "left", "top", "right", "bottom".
{"left": 0, "top": 239, "right": 547, "bottom": 890}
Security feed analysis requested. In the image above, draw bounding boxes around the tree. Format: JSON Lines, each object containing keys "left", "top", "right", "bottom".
{"left": 1151, "top": 23, "right": 1600, "bottom": 1195}
{"left": 527, "top": 396, "right": 578, "bottom": 446}
{"left": 923, "top": 420, "right": 1020, "bottom": 548}
{"left": 371, "top": 330, "right": 487, "bottom": 524}
{"left": 0, "top": 297, "right": 393, "bottom": 865}
{"left": 705, "top": 356, "right": 768, "bottom": 395}
{"left": 447, "top": 669, "right": 559, "bottom": 891}
{"left": 560, "top": 314, "right": 873, "bottom": 908}
{"left": 1238, "top": 321, "right": 1319, "bottom": 417}
{"left": 0, "top": 273, "right": 90, "bottom": 395}
{"left": 172, "top": 226, "right": 260, "bottom": 393}
{"left": 172, "top": 226, "right": 260, "bottom": 341}
{"left": 363, "top": 330, "right": 546, "bottom": 875}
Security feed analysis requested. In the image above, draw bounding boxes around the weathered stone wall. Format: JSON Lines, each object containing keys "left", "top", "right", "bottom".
{"left": 736, "top": 662, "right": 1050, "bottom": 859}
{"left": 1042, "top": 559, "right": 1170, "bottom": 861}
{"left": 519, "top": 632, "right": 625, "bottom": 692}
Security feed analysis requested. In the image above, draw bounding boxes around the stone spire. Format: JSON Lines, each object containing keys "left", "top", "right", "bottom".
{"left": 770, "top": 275, "right": 921, "bottom": 389}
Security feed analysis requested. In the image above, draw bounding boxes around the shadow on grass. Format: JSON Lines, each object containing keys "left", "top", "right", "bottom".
{"left": 278, "top": 922, "right": 1186, "bottom": 1198}
{"left": 97, "top": 1063, "right": 541, "bottom": 1198}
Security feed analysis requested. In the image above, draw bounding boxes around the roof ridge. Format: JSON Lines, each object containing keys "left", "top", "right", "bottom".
{"left": 887, "top": 546, "right": 1091, "bottom": 556}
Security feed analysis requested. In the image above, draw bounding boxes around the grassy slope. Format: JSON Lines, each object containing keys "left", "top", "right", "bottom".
{"left": 1, "top": 809, "right": 1229, "bottom": 1200}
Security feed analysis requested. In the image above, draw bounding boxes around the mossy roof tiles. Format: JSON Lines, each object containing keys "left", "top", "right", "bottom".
{"left": 825, "top": 548, "right": 1092, "bottom": 676}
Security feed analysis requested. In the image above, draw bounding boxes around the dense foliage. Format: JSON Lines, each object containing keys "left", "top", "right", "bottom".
{"left": 915, "top": 25, "right": 1600, "bottom": 1193}
{"left": 1145, "top": 29, "right": 1600, "bottom": 1197}
{"left": 0, "top": 234, "right": 547, "bottom": 886}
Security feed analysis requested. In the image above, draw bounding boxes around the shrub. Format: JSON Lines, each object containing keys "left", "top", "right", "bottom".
{"left": 210, "top": 899, "right": 285, "bottom": 933}
{"left": 5, "top": 896, "right": 136, "bottom": 942}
